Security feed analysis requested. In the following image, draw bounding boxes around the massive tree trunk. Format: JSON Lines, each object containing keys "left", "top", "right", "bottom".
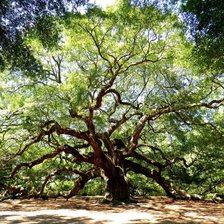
{"left": 104, "top": 166, "right": 130, "bottom": 202}
{"left": 92, "top": 142, "right": 130, "bottom": 202}
{"left": 97, "top": 155, "right": 129, "bottom": 202}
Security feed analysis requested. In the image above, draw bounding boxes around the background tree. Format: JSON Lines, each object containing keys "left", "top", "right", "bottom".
{"left": 0, "top": 1, "right": 223, "bottom": 202}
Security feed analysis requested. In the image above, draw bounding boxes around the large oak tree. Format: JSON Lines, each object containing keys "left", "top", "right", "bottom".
{"left": 0, "top": 1, "right": 223, "bottom": 202}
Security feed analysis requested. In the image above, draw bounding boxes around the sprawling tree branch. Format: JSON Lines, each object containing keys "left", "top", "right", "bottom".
{"left": 11, "top": 142, "right": 93, "bottom": 178}
{"left": 11, "top": 147, "right": 64, "bottom": 177}
{"left": 67, "top": 168, "right": 101, "bottom": 198}
{"left": 39, "top": 167, "right": 83, "bottom": 196}
{"left": 136, "top": 144, "right": 196, "bottom": 168}
{"left": 125, "top": 160, "right": 175, "bottom": 198}
{"left": 63, "top": 144, "right": 92, "bottom": 163}
{"left": 126, "top": 97, "right": 224, "bottom": 155}
{"left": 105, "top": 89, "right": 140, "bottom": 109}
{"left": 133, "top": 151, "right": 166, "bottom": 169}
{"left": 127, "top": 115, "right": 149, "bottom": 155}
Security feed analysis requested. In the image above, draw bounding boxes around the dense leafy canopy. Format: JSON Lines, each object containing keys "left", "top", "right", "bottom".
{"left": 178, "top": 0, "right": 224, "bottom": 73}
{"left": 0, "top": 0, "right": 223, "bottom": 202}
{"left": 0, "top": 0, "right": 88, "bottom": 74}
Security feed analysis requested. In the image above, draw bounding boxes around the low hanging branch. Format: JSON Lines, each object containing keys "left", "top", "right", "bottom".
{"left": 39, "top": 167, "right": 84, "bottom": 196}
{"left": 10, "top": 143, "right": 92, "bottom": 178}
{"left": 67, "top": 168, "right": 101, "bottom": 198}
{"left": 126, "top": 160, "right": 176, "bottom": 199}
{"left": 126, "top": 158, "right": 202, "bottom": 200}
{"left": 10, "top": 147, "right": 65, "bottom": 177}
{"left": 0, "top": 183, "right": 28, "bottom": 201}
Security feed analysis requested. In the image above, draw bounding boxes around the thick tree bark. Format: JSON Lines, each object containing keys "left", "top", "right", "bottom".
{"left": 90, "top": 137, "right": 130, "bottom": 202}
{"left": 104, "top": 166, "right": 130, "bottom": 202}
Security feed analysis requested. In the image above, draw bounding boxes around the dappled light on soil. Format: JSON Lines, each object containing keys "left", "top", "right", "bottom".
{"left": 0, "top": 197, "right": 223, "bottom": 223}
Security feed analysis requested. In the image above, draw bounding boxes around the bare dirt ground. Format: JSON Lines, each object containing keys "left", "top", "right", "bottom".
{"left": 0, "top": 197, "right": 223, "bottom": 224}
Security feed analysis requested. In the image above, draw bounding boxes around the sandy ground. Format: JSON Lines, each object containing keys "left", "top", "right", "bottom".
{"left": 0, "top": 197, "right": 223, "bottom": 224}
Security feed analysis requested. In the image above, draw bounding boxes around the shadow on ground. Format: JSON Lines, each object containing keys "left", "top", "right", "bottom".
{"left": 0, "top": 213, "right": 95, "bottom": 224}
{"left": 0, "top": 197, "right": 223, "bottom": 223}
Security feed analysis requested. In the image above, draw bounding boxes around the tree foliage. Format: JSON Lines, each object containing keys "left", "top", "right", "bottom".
{"left": 0, "top": 0, "right": 223, "bottom": 202}
{"left": 0, "top": 0, "right": 89, "bottom": 74}
{"left": 178, "top": 0, "right": 224, "bottom": 73}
